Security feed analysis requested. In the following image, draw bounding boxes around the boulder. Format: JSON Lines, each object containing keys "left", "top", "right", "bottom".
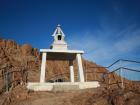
{"left": 21, "top": 44, "right": 33, "bottom": 55}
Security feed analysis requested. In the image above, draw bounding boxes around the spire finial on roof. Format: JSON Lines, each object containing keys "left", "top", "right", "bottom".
{"left": 52, "top": 24, "right": 65, "bottom": 36}
{"left": 57, "top": 24, "right": 61, "bottom": 27}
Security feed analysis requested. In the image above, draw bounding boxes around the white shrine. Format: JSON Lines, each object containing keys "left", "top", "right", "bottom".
{"left": 27, "top": 25, "right": 100, "bottom": 91}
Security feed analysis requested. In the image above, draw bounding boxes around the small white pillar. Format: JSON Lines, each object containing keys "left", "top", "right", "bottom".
{"left": 69, "top": 61, "right": 74, "bottom": 82}
{"left": 76, "top": 54, "right": 85, "bottom": 82}
{"left": 40, "top": 52, "right": 47, "bottom": 83}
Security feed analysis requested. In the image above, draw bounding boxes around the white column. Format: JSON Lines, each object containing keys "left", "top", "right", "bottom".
{"left": 40, "top": 52, "right": 47, "bottom": 83}
{"left": 76, "top": 54, "right": 85, "bottom": 82}
{"left": 69, "top": 61, "right": 74, "bottom": 82}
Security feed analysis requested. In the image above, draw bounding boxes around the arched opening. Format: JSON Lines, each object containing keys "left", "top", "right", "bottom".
{"left": 55, "top": 78, "right": 64, "bottom": 82}
{"left": 47, "top": 77, "right": 66, "bottom": 83}
{"left": 58, "top": 35, "right": 62, "bottom": 40}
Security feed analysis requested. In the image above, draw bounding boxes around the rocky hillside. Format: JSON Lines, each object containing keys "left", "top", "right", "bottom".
{"left": 0, "top": 39, "right": 107, "bottom": 88}
{"left": 0, "top": 39, "right": 140, "bottom": 105}
{"left": 0, "top": 39, "right": 40, "bottom": 88}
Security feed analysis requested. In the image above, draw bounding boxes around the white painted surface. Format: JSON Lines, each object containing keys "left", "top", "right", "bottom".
{"left": 27, "top": 82, "right": 53, "bottom": 91}
{"left": 79, "top": 81, "right": 100, "bottom": 89}
{"left": 76, "top": 54, "right": 85, "bottom": 82}
{"left": 69, "top": 61, "right": 74, "bottom": 82}
{"left": 27, "top": 82, "right": 100, "bottom": 91}
{"left": 52, "top": 24, "right": 65, "bottom": 36}
{"left": 51, "top": 44, "right": 68, "bottom": 50}
{"left": 40, "top": 49, "right": 84, "bottom": 54}
{"left": 40, "top": 52, "right": 47, "bottom": 83}
{"left": 51, "top": 24, "right": 68, "bottom": 50}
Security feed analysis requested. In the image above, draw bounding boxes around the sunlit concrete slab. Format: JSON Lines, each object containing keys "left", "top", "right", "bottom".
{"left": 40, "top": 49, "right": 84, "bottom": 54}
{"left": 27, "top": 82, "right": 100, "bottom": 91}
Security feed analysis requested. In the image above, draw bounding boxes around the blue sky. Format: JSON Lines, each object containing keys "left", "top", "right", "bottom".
{"left": 0, "top": 0, "right": 140, "bottom": 66}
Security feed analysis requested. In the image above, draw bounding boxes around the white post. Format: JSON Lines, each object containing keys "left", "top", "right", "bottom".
{"left": 121, "top": 68, "right": 124, "bottom": 89}
{"left": 40, "top": 52, "right": 47, "bottom": 83}
{"left": 119, "top": 60, "right": 124, "bottom": 89}
{"left": 69, "top": 61, "right": 74, "bottom": 82}
{"left": 76, "top": 54, "right": 85, "bottom": 82}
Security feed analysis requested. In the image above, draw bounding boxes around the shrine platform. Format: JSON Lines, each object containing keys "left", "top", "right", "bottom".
{"left": 27, "top": 82, "right": 100, "bottom": 91}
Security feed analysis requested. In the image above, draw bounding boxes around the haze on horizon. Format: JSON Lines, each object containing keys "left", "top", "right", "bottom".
{"left": 0, "top": 0, "right": 140, "bottom": 66}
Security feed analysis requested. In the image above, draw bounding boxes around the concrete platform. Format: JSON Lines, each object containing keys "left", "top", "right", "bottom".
{"left": 27, "top": 82, "right": 100, "bottom": 91}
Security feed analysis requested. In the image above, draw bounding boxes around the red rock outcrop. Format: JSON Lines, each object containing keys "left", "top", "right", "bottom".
{"left": 0, "top": 39, "right": 140, "bottom": 105}
{"left": 21, "top": 44, "right": 33, "bottom": 55}
{"left": 0, "top": 39, "right": 108, "bottom": 87}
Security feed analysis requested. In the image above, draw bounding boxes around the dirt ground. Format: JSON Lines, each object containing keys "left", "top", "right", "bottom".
{"left": 0, "top": 85, "right": 140, "bottom": 105}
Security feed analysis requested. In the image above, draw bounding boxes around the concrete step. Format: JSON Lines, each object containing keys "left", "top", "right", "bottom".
{"left": 53, "top": 84, "right": 79, "bottom": 91}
